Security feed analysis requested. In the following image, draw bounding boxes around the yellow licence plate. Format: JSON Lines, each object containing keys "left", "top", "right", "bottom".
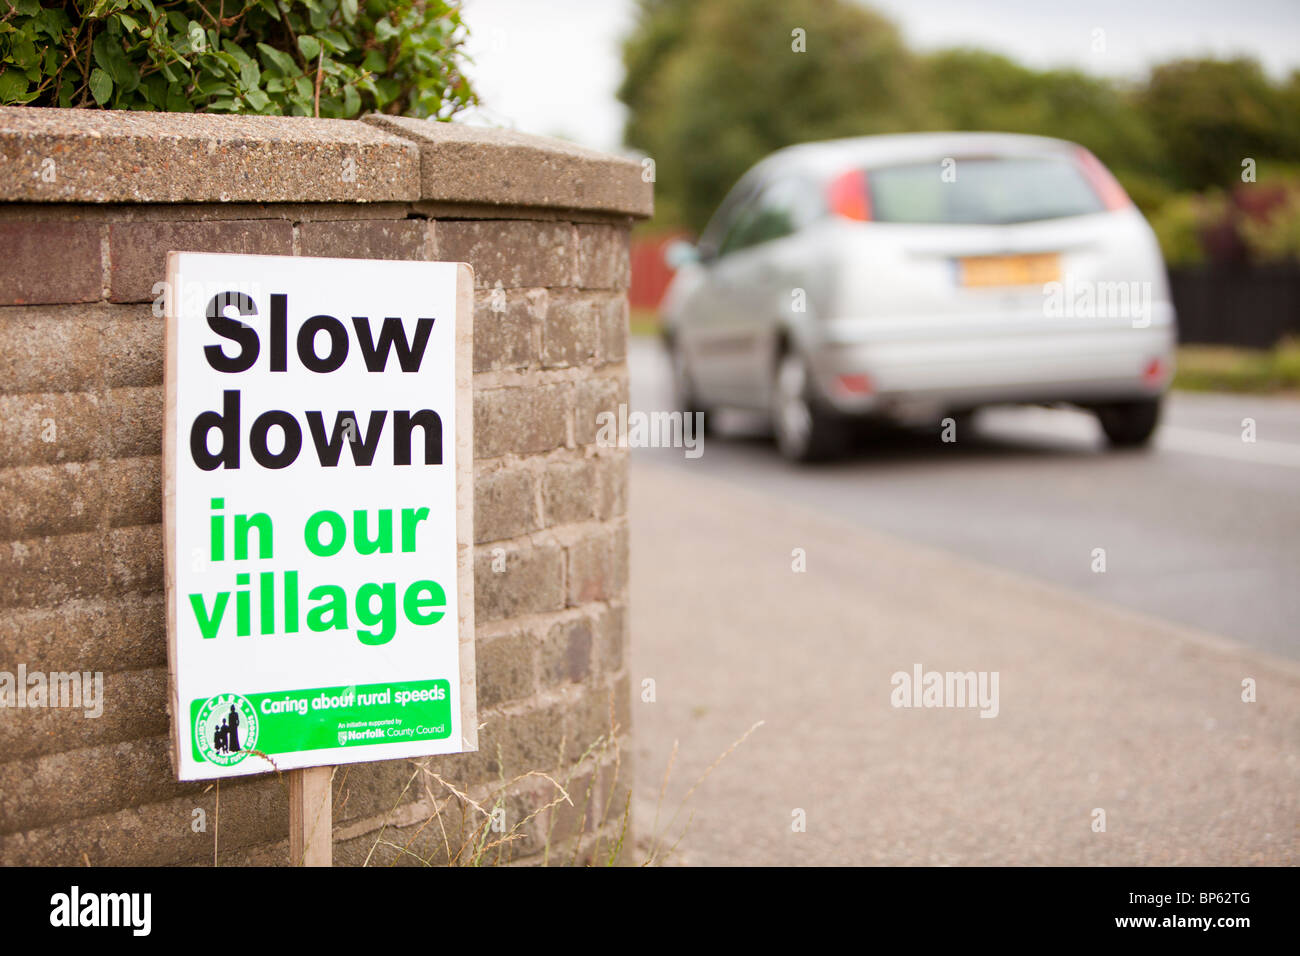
{"left": 959, "top": 253, "right": 1061, "bottom": 287}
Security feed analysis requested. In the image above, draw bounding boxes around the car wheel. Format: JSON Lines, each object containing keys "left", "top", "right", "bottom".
{"left": 1094, "top": 397, "right": 1162, "bottom": 448}
{"left": 667, "top": 337, "right": 712, "bottom": 425}
{"left": 772, "top": 352, "right": 845, "bottom": 462}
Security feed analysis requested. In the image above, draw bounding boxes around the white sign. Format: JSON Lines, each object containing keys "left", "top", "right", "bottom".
{"left": 164, "top": 253, "right": 475, "bottom": 780}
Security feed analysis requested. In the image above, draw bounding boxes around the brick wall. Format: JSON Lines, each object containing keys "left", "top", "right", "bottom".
{"left": 0, "top": 108, "right": 650, "bottom": 866}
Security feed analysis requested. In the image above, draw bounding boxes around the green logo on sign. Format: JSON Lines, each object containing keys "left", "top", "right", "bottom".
{"left": 194, "top": 693, "right": 260, "bottom": 766}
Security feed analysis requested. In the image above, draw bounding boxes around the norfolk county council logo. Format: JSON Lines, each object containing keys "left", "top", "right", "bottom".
{"left": 195, "top": 694, "right": 260, "bottom": 766}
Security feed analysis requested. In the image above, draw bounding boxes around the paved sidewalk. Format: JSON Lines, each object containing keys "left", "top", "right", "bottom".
{"left": 629, "top": 461, "right": 1300, "bottom": 865}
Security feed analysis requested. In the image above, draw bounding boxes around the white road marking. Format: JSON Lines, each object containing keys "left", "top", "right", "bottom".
{"left": 977, "top": 406, "right": 1300, "bottom": 469}
{"left": 1157, "top": 426, "right": 1300, "bottom": 469}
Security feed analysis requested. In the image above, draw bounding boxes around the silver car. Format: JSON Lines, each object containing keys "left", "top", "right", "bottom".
{"left": 661, "top": 132, "right": 1176, "bottom": 461}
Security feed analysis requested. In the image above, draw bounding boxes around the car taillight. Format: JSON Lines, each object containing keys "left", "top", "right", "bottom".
{"left": 1074, "top": 147, "right": 1131, "bottom": 211}
{"left": 835, "top": 373, "right": 874, "bottom": 396}
{"left": 828, "top": 169, "right": 871, "bottom": 221}
{"left": 1143, "top": 357, "right": 1168, "bottom": 386}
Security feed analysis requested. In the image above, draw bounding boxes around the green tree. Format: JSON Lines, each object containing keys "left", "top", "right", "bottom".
{"left": 0, "top": 0, "right": 475, "bottom": 119}
{"left": 923, "top": 48, "right": 1168, "bottom": 210}
{"left": 619, "top": 0, "right": 931, "bottom": 232}
{"left": 925, "top": 50, "right": 1161, "bottom": 176}
{"left": 1138, "top": 57, "right": 1288, "bottom": 190}
{"left": 618, "top": 0, "right": 694, "bottom": 164}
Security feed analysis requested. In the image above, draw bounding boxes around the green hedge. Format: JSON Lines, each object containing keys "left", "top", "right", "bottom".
{"left": 0, "top": 0, "right": 475, "bottom": 118}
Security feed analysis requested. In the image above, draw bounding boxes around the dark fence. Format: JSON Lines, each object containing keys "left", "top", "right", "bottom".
{"left": 1170, "top": 264, "right": 1300, "bottom": 348}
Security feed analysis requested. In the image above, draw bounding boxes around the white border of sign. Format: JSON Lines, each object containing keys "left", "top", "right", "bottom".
{"left": 162, "top": 252, "right": 476, "bottom": 780}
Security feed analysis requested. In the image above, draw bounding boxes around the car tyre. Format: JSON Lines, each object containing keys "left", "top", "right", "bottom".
{"left": 666, "top": 336, "right": 713, "bottom": 430}
{"left": 1094, "top": 397, "right": 1161, "bottom": 448}
{"left": 772, "top": 352, "right": 846, "bottom": 462}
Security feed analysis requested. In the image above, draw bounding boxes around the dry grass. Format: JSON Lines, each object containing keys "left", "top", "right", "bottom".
{"left": 629, "top": 307, "right": 660, "bottom": 339}
{"left": 1174, "top": 337, "right": 1300, "bottom": 395}
{"left": 358, "top": 708, "right": 763, "bottom": 867}
{"left": 202, "top": 702, "right": 762, "bottom": 867}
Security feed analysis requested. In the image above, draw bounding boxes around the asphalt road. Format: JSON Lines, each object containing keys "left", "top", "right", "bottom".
{"left": 624, "top": 336, "right": 1299, "bottom": 865}
{"left": 628, "top": 337, "right": 1300, "bottom": 660}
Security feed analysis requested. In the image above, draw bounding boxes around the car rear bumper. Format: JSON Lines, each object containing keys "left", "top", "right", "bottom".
{"left": 809, "top": 308, "right": 1176, "bottom": 420}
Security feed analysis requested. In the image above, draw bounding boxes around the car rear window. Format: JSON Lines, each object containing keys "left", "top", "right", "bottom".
{"left": 867, "top": 156, "right": 1106, "bottom": 225}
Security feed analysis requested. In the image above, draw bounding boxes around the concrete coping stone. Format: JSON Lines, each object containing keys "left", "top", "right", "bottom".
{"left": 363, "top": 114, "right": 652, "bottom": 219}
{"left": 0, "top": 107, "right": 419, "bottom": 204}
{"left": 0, "top": 107, "right": 652, "bottom": 217}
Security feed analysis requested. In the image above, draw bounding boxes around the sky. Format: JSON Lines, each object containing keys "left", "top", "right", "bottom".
{"left": 457, "top": 0, "right": 1300, "bottom": 155}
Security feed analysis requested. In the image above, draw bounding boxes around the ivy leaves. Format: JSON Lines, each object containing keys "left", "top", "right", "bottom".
{"left": 0, "top": 1, "right": 476, "bottom": 119}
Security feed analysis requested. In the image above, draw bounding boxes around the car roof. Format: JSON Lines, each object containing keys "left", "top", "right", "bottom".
{"left": 747, "top": 131, "right": 1082, "bottom": 183}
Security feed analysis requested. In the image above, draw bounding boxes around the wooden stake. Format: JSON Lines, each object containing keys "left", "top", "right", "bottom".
{"left": 289, "top": 766, "right": 333, "bottom": 866}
